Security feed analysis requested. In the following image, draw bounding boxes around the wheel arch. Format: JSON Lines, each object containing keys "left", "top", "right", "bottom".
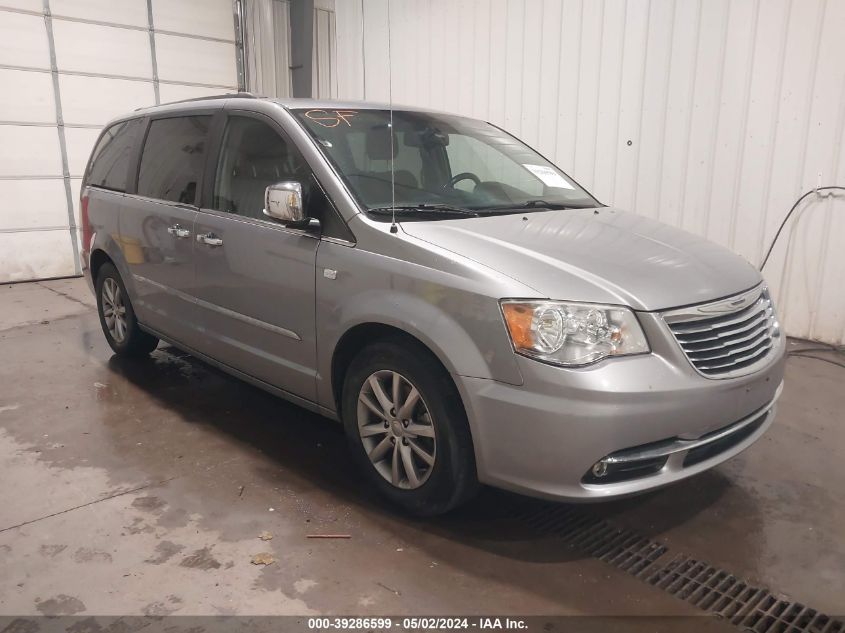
{"left": 89, "top": 233, "right": 137, "bottom": 298}
{"left": 331, "top": 322, "right": 460, "bottom": 418}
{"left": 89, "top": 248, "right": 114, "bottom": 284}
{"left": 334, "top": 321, "right": 481, "bottom": 514}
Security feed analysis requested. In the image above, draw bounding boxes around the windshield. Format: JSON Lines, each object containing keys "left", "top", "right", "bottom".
{"left": 291, "top": 108, "right": 599, "bottom": 216}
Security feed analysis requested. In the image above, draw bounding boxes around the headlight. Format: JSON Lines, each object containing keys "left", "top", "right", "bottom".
{"left": 500, "top": 300, "right": 650, "bottom": 367}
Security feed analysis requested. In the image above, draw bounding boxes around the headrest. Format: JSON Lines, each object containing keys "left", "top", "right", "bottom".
{"left": 404, "top": 127, "right": 449, "bottom": 147}
{"left": 235, "top": 157, "right": 284, "bottom": 180}
{"left": 366, "top": 125, "right": 398, "bottom": 161}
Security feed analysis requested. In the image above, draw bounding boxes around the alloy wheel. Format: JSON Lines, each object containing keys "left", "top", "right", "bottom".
{"left": 101, "top": 277, "right": 127, "bottom": 343}
{"left": 357, "top": 370, "right": 436, "bottom": 489}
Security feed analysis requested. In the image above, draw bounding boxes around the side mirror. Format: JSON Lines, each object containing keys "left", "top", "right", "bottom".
{"left": 263, "top": 182, "right": 305, "bottom": 224}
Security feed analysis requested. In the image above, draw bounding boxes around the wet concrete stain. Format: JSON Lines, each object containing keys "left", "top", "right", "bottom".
{"left": 72, "top": 547, "right": 113, "bottom": 563}
{"left": 179, "top": 547, "right": 222, "bottom": 570}
{"left": 123, "top": 516, "right": 155, "bottom": 535}
{"left": 1, "top": 619, "right": 38, "bottom": 633}
{"left": 39, "top": 544, "right": 67, "bottom": 558}
{"left": 131, "top": 495, "right": 167, "bottom": 513}
{"left": 35, "top": 594, "right": 86, "bottom": 615}
{"left": 144, "top": 540, "right": 185, "bottom": 565}
{"left": 156, "top": 506, "right": 190, "bottom": 529}
{"left": 141, "top": 594, "right": 183, "bottom": 616}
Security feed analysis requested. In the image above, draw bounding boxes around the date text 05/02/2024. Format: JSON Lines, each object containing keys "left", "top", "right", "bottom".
{"left": 307, "top": 617, "right": 528, "bottom": 630}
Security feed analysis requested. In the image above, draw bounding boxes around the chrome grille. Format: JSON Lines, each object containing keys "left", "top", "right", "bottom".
{"left": 665, "top": 287, "right": 778, "bottom": 378}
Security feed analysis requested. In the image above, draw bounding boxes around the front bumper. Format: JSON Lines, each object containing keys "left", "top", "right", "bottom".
{"left": 456, "top": 313, "right": 786, "bottom": 502}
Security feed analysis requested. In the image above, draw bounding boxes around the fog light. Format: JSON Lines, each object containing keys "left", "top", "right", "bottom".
{"left": 591, "top": 460, "right": 609, "bottom": 478}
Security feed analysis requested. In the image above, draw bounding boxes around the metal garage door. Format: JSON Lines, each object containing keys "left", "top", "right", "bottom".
{"left": 0, "top": 0, "right": 239, "bottom": 283}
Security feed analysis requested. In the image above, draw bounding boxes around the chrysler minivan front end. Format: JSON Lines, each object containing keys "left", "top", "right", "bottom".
{"left": 455, "top": 285, "right": 785, "bottom": 501}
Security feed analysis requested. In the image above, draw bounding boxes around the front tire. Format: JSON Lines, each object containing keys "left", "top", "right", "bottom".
{"left": 95, "top": 263, "right": 158, "bottom": 357}
{"left": 342, "top": 339, "right": 478, "bottom": 516}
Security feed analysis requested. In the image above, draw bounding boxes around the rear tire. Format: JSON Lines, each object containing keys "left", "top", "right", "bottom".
{"left": 95, "top": 262, "right": 158, "bottom": 357}
{"left": 341, "top": 338, "right": 478, "bottom": 516}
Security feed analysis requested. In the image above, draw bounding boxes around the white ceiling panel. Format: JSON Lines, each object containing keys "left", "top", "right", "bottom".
{"left": 0, "top": 179, "right": 68, "bottom": 231}
{"left": 0, "top": 229, "right": 76, "bottom": 282}
{"left": 0, "top": 11, "right": 50, "bottom": 69}
{"left": 151, "top": 0, "right": 235, "bottom": 41}
{"left": 50, "top": 0, "right": 149, "bottom": 28}
{"left": 60, "top": 74, "right": 155, "bottom": 126}
{"left": 63, "top": 126, "right": 102, "bottom": 178}
{"left": 0, "top": 68, "right": 55, "bottom": 123}
{"left": 0, "top": 125, "right": 62, "bottom": 176}
{"left": 52, "top": 20, "right": 152, "bottom": 78}
{"left": 155, "top": 34, "right": 236, "bottom": 87}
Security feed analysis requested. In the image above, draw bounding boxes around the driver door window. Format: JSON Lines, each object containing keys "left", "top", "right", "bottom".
{"left": 212, "top": 115, "right": 353, "bottom": 241}
{"left": 212, "top": 116, "right": 309, "bottom": 220}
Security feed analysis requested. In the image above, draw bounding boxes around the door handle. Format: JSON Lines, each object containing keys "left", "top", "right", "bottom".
{"left": 197, "top": 232, "right": 223, "bottom": 247}
{"left": 167, "top": 224, "right": 191, "bottom": 239}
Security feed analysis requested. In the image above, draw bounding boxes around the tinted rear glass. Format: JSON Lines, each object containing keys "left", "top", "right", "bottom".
{"left": 86, "top": 118, "right": 143, "bottom": 193}
{"left": 138, "top": 115, "right": 211, "bottom": 204}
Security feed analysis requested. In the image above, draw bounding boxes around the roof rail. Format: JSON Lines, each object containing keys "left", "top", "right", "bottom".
{"left": 135, "top": 92, "right": 258, "bottom": 110}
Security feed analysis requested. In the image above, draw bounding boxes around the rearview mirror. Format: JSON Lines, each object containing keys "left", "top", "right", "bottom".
{"left": 263, "top": 182, "right": 305, "bottom": 224}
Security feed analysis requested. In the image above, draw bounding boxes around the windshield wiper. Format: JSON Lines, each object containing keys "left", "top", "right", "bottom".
{"left": 486, "top": 199, "right": 580, "bottom": 211}
{"left": 367, "top": 203, "right": 480, "bottom": 217}
{"left": 525, "top": 199, "right": 569, "bottom": 209}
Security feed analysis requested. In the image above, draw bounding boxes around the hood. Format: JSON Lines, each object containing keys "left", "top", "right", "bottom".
{"left": 400, "top": 207, "right": 762, "bottom": 311}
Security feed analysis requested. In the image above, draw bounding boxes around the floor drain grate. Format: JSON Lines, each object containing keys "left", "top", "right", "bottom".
{"left": 648, "top": 557, "right": 845, "bottom": 633}
{"left": 516, "top": 504, "right": 668, "bottom": 577}
{"left": 515, "top": 504, "right": 844, "bottom": 633}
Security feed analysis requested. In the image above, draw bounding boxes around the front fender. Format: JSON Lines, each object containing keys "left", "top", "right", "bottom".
{"left": 337, "top": 289, "right": 497, "bottom": 377}
{"left": 315, "top": 241, "right": 529, "bottom": 413}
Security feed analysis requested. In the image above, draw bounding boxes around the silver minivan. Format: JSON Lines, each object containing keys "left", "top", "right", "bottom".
{"left": 81, "top": 94, "right": 785, "bottom": 515}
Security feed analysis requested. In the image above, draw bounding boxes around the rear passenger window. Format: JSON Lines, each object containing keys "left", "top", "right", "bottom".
{"left": 86, "top": 118, "right": 143, "bottom": 192}
{"left": 138, "top": 115, "right": 211, "bottom": 204}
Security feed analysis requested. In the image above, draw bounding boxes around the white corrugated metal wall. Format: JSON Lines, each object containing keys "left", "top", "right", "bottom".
{"left": 313, "top": 0, "right": 338, "bottom": 98}
{"left": 243, "top": 0, "right": 292, "bottom": 97}
{"left": 0, "top": 0, "right": 239, "bottom": 283}
{"left": 334, "top": 0, "right": 845, "bottom": 345}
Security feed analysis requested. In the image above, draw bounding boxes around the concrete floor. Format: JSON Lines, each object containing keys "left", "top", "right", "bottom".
{"left": 0, "top": 278, "right": 843, "bottom": 621}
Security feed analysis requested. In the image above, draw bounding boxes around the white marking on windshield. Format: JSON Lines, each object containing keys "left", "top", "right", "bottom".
{"left": 522, "top": 164, "right": 574, "bottom": 189}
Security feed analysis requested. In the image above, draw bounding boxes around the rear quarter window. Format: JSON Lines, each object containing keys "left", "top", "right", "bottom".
{"left": 137, "top": 115, "right": 211, "bottom": 205}
{"left": 85, "top": 118, "right": 144, "bottom": 193}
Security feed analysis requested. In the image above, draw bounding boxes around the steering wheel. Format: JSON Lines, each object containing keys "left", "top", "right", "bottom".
{"left": 445, "top": 172, "right": 481, "bottom": 189}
